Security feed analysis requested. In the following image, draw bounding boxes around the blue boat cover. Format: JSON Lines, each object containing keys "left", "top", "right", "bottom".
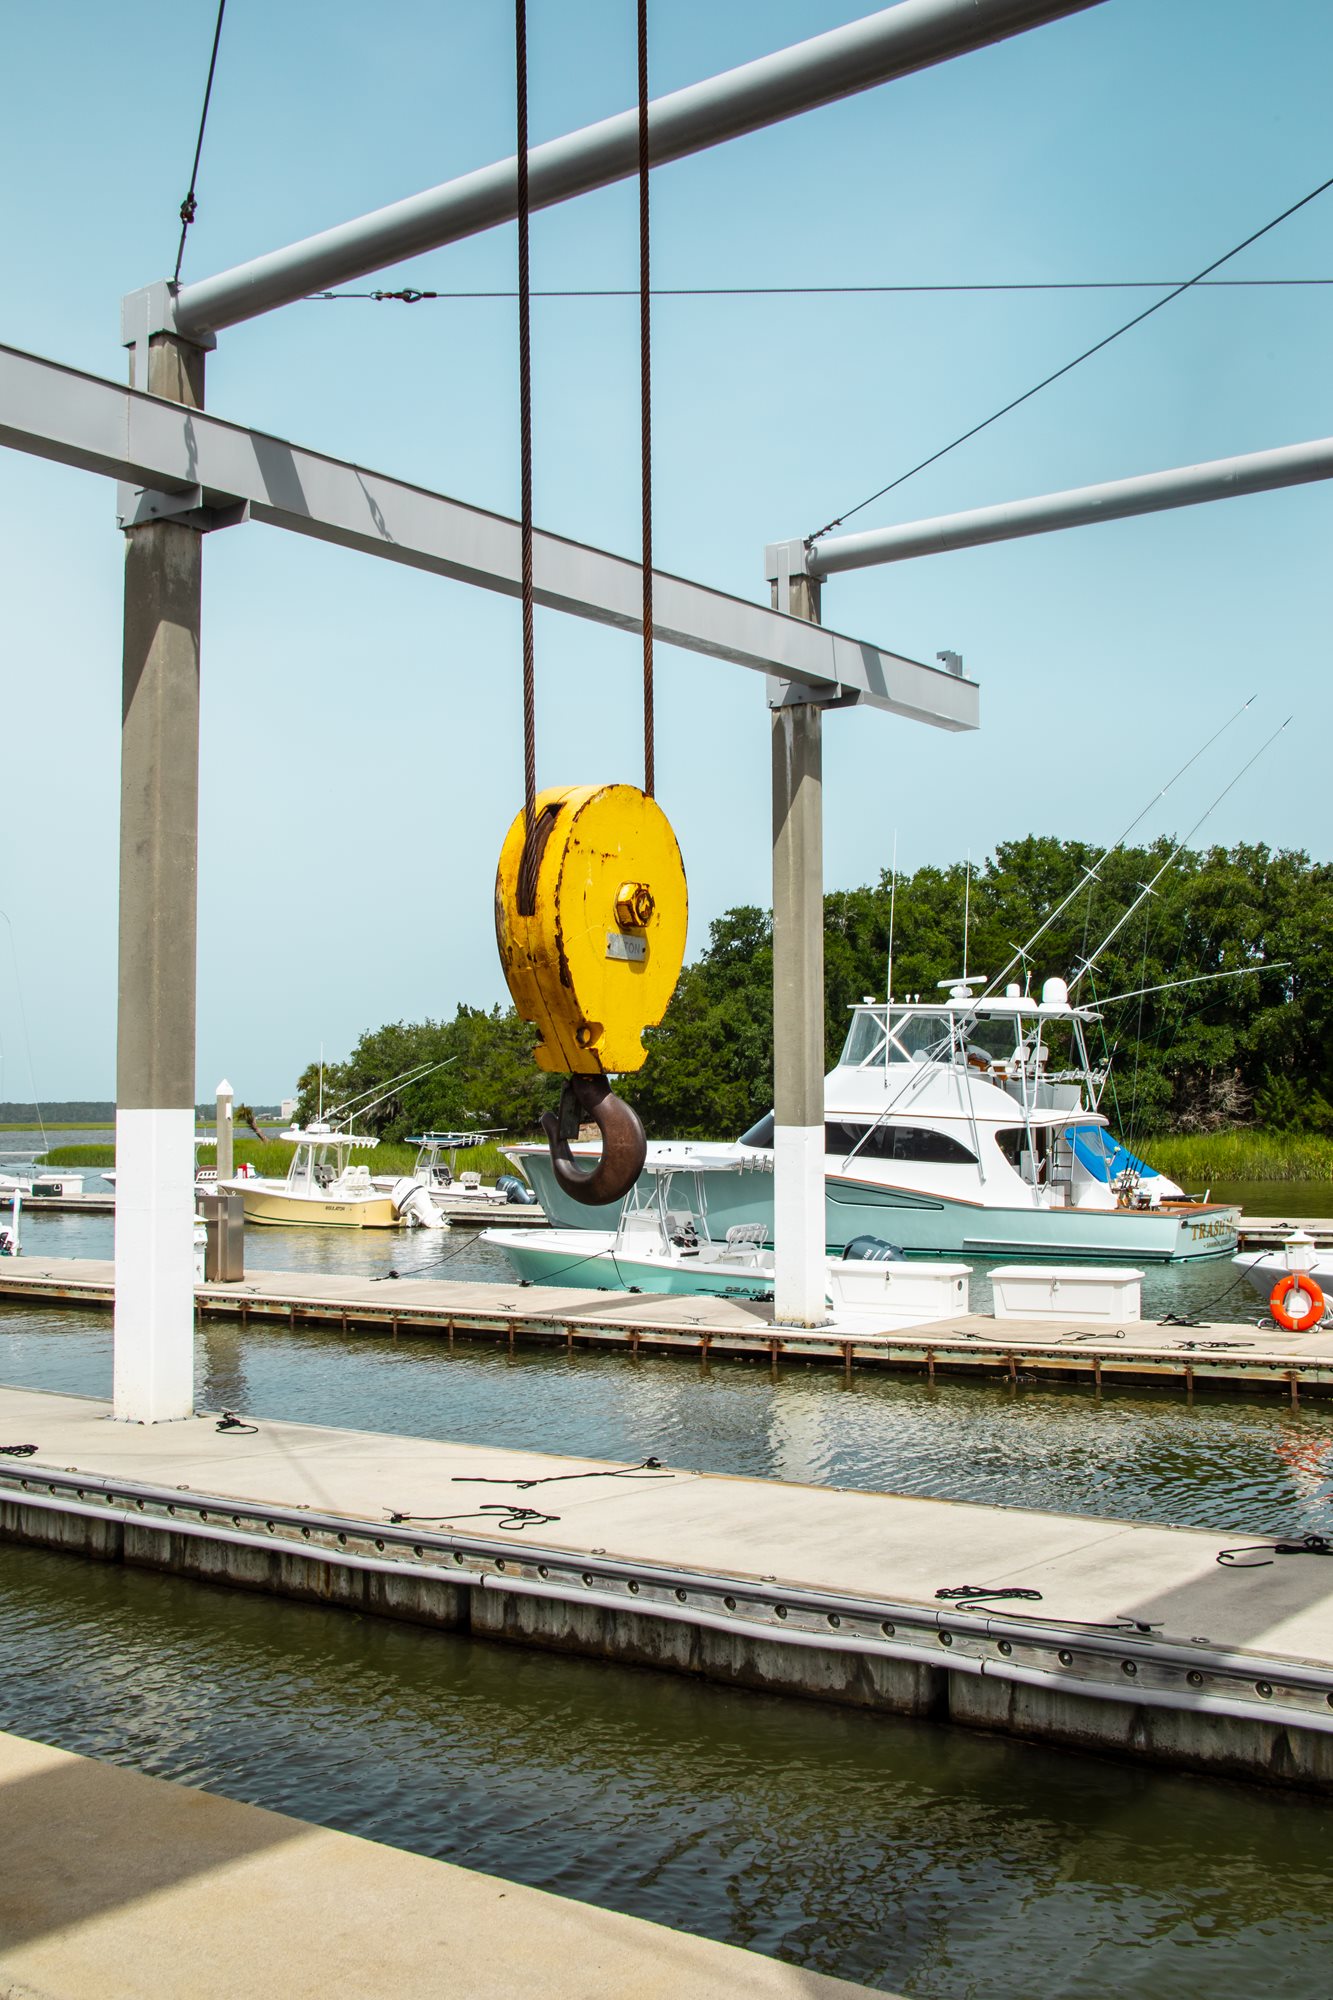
{"left": 1064, "top": 1126, "right": 1161, "bottom": 1184}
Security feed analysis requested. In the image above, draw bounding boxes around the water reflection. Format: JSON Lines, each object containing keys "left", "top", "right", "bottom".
{"left": 3, "top": 1292, "right": 1332, "bottom": 1537}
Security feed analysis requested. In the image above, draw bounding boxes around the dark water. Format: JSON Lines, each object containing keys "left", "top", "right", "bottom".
{"left": 2, "top": 1540, "right": 1331, "bottom": 1999}
{"left": 5, "top": 1208, "right": 1333, "bottom": 1995}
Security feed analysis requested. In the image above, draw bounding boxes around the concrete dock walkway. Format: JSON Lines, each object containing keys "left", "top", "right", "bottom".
{"left": 2, "top": 1384, "right": 1331, "bottom": 1790}
{"left": 0, "top": 1730, "right": 878, "bottom": 1999}
{"left": 2, "top": 1253, "right": 1332, "bottom": 1398}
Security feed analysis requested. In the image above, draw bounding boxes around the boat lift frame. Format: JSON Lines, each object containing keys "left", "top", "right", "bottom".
{"left": 3, "top": 0, "right": 1330, "bottom": 1415}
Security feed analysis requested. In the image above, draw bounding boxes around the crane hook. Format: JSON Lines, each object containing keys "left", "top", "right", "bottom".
{"left": 540, "top": 1073, "right": 646, "bottom": 1208}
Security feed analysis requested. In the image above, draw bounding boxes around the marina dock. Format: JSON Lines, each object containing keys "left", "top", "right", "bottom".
{"left": 2, "top": 1383, "right": 1331, "bottom": 1792}
{"left": 2, "top": 1253, "right": 1331, "bottom": 1398}
{"left": 0, "top": 1189, "right": 550, "bottom": 1226}
{"left": 0, "top": 1729, "right": 875, "bottom": 1999}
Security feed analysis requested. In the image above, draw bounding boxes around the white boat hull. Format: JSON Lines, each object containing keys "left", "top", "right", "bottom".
{"left": 236, "top": 1186, "right": 401, "bottom": 1229}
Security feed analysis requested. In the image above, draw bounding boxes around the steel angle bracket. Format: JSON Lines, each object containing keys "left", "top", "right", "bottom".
{"left": 766, "top": 674, "right": 859, "bottom": 711}
{"left": 116, "top": 483, "right": 250, "bottom": 534}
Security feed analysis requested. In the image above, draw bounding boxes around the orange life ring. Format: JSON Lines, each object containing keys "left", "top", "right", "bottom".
{"left": 1270, "top": 1271, "right": 1326, "bottom": 1333}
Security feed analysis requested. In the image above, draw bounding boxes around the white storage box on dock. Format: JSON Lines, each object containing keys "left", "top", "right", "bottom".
{"left": 32, "top": 1175, "right": 84, "bottom": 1198}
{"left": 989, "top": 1265, "right": 1142, "bottom": 1321}
{"left": 826, "top": 1259, "right": 970, "bottom": 1318}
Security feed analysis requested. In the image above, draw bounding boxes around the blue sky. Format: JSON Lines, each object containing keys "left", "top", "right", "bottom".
{"left": 3, "top": 0, "right": 1331, "bottom": 1102}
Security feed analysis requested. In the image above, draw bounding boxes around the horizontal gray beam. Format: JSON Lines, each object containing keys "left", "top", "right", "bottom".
{"left": 799, "top": 435, "right": 1333, "bottom": 575}
{"left": 167, "top": 0, "right": 1103, "bottom": 337}
{"left": 0, "top": 343, "right": 976, "bottom": 729}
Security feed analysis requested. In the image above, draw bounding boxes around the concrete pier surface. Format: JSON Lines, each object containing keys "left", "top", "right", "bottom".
{"left": 2, "top": 1253, "right": 1332, "bottom": 1398}
{"left": 0, "top": 1730, "right": 878, "bottom": 2000}
{"left": 2, "top": 1384, "right": 1332, "bottom": 1790}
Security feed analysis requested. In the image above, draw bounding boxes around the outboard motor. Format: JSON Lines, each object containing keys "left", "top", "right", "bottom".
{"left": 391, "top": 1179, "right": 448, "bottom": 1230}
{"left": 496, "top": 1174, "right": 538, "bottom": 1206}
{"left": 841, "top": 1234, "right": 903, "bottom": 1262}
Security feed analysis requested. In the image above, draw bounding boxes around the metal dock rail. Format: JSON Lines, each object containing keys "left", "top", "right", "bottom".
{"left": 2, "top": 1385, "right": 1331, "bottom": 1793}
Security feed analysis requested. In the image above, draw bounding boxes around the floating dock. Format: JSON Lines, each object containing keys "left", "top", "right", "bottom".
{"left": 1, "top": 1384, "right": 1330, "bottom": 1792}
{"left": 0, "top": 1729, "right": 876, "bottom": 1999}
{"left": 2, "top": 1254, "right": 1331, "bottom": 1398}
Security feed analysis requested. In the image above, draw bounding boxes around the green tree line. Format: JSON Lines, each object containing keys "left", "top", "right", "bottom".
{"left": 298, "top": 837, "right": 1332, "bottom": 1148}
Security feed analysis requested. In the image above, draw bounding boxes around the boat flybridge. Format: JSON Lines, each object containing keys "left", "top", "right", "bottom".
{"left": 509, "top": 977, "right": 1239, "bottom": 1263}
{"left": 224, "top": 1124, "right": 445, "bottom": 1230}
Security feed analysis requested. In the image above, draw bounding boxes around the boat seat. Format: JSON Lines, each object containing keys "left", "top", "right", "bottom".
{"left": 343, "top": 1165, "right": 371, "bottom": 1190}
{"left": 460, "top": 1171, "right": 482, "bottom": 1189}
{"left": 719, "top": 1222, "right": 767, "bottom": 1265}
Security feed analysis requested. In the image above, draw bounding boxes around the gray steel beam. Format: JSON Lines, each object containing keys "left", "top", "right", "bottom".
{"left": 794, "top": 435, "right": 1333, "bottom": 576}
{"left": 0, "top": 342, "right": 977, "bottom": 729}
{"left": 165, "top": 0, "right": 1105, "bottom": 338}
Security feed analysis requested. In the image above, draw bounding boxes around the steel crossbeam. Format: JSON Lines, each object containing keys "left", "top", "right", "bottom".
{"left": 0, "top": 341, "right": 977, "bottom": 728}
{"left": 159, "top": 0, "right": 1105, "bottom": 340}
{"left": 770, "top": 435, "right": 1333, "bottom": 579}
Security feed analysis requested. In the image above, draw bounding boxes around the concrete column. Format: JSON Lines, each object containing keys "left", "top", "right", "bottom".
{"left": 113, "top": 333, "right": 205, "bottom": 1423}
{"left": 215, "top": 1078, "right": 234, "bottom": 1184}
{"left": 771, "top": 683, "right": 827, "bottom": 1328}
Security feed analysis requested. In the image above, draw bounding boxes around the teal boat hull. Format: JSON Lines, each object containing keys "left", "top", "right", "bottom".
{"left": 509, "top": 1150, "right": 1237, "bottom": 1263}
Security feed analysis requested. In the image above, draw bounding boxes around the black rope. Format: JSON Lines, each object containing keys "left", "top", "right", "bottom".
{"left": 936, "top": 1585, "right": 1043, "bottom": 1602}
{"left": 637, "top": 0, "right": 654, "bottom": 799}
{"left": 173, "top": 0, "right": 228, "bottom": 286}
{"left": 387, "top": 1502, "right": 560, "bottom": 1531}
{"left": 452, "top": 1456, "right": 669, "bottom": 1491}
{"left": 0, "top": 1445, "right": 38, "bottom": 1458}
{"left": 215, "top": 1411, "right": 258, "bottom": 1434}
{"left": 1218, "top": 1533, "right": 1331, "bottom": 1568}
{"left": 808, "top": 171, "right": 1333, "bottom": 542}
{"left": 1157, "top": 1265, "right": 1255, "bottom": 1328}
{"left": 514, "top": 0, "right": 538, "bottom": 904}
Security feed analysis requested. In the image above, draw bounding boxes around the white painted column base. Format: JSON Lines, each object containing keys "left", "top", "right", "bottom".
{"left": 773, "top": 1122, "right": 828, "bottom": 1327}
{"left": 113, "top": 1107, "right": 197, "bottom": 1422}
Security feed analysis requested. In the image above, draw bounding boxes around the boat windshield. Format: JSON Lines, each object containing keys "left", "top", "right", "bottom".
{"left": 840, "top": 1009, "right": 954, "bottom": 1067}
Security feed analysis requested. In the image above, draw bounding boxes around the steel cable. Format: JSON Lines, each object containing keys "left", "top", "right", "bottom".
{"left": 515, "top": 0, "right": 538, "bottom": 903}
{"left": 808, "top": 171, "right": 1333, "bottom": 543}
{"left": 637, "top": 0, "right": 655, "bottom": 798}
{"left": 173, "top": 0, "right": 228, "bottom": 286}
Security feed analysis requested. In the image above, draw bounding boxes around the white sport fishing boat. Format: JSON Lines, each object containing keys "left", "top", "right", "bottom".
{"left": 223, "top": 1124, "right": 446, "bottom": 1230}
{"left": 370, "top": 1131, "right": 538, "bottom": 1213}
{"left": 484, "top": 1158, "right": 970, "bottom": 1326}
{"left": 510, "top": 980, "right": 1238, "bottom": 1263}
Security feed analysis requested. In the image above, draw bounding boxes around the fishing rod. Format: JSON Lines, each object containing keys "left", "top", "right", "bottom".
{"left": 323, "top": 1057, "right": 456, "bottom": 1127}
{"left": 980, "top": 692, "right": 1257, "bottom": 1001}
{"left": 1069, "top": 714, "right": 1292, "bottom": 994}
{"left": 1095, "top": 962, "right": 1290, "bottom": 1009}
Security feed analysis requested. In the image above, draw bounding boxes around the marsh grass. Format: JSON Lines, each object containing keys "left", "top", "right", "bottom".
{"left": 1146, "top": 1131, "right": 1333, "bottom": 1185}
{"left": 42, "top": 1138, "right": 519, "bottom": 1181}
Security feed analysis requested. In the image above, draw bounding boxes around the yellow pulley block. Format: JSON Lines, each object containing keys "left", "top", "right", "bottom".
{"left": 495, "top": 782, "right": 688, "bottom": 1076}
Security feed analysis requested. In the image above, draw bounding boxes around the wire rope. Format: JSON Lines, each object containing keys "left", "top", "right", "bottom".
{"left": 173, "top": 0, "right": 228, "bottom": 286}
{"left": 637, "top": 0, "right": 655, "bottom": 798}
{"left": 808, "top": 171, "right": 1333, "bottom": 542}
{"left": 306, "top": 276, "right": 1333, "bottom": 303}
{"left": 514, "top": 0, "right": 538, "bottom": 909}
